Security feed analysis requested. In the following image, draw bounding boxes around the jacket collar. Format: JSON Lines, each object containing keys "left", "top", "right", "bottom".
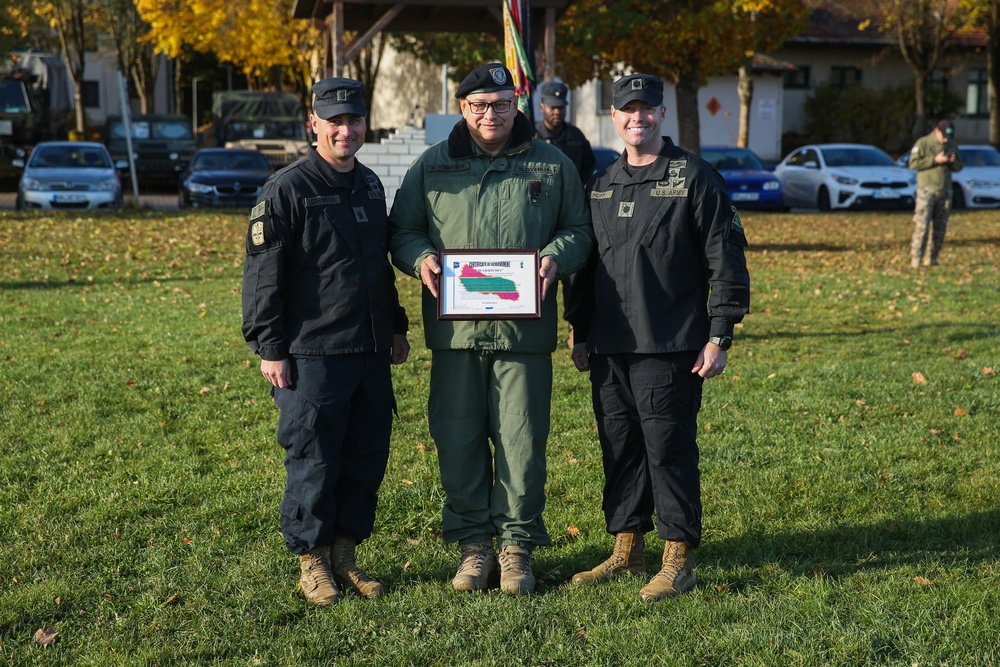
{"left": 447, "top": 111, "right": 534, "bottom": 159}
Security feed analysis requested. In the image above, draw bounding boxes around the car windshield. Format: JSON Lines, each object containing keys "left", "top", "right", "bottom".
{"left": 192, "top": 152, "right": 270, "bottom": 171}
{"left": 821, "top": 147, "right": 893, "bottom": 167}
{"left": 959, "top": 148, "right": 1000, "bottom": 167}
{"left": 702, "top": 149, "right": 765, "bottom": 170}
{"left": 225, "top": 120, "right": 307, "bottom": 141}
{"left": 29, "top": 146, "right": 111, "bottom": 169}
{"left": 108, "top": 119, "right": 194, "bottom": 140}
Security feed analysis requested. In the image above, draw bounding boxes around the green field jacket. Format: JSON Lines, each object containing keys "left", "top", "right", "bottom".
{"left": 908, "top": 131, "right": 963, "bottom": 192}
{"left": 389, "top": 113, "right": 592, "bottom": 353}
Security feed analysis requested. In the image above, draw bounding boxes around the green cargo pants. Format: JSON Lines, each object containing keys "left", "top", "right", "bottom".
{"left": 428, "top": 349, "right": 552, "bottom": 549}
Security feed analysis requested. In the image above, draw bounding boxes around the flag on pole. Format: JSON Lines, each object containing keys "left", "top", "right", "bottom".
{"left": 503, "top": 0, "right": 535, "bottom": 122}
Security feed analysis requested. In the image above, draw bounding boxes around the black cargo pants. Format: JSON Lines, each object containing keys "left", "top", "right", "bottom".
{"left": 271, "top": 353, "right": 395, "bottom": 555}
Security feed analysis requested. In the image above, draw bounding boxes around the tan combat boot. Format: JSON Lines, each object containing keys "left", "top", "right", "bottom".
{"left": 299, "top": 547, "right": 339, "bottom": 606}
{"left": 571, "top": 529, "right": 646, "bottom": 584}
{"left": 453, "top": 541, "right": 499, "bottom": 591}
{"left": 639, "top": 540, "right": 696, "bottom": 601}
{"left": 498, "top": 545, "right": 535, "bottom": 595}
{"left": 331, "top": 537, "right": 384, "bottom": 599}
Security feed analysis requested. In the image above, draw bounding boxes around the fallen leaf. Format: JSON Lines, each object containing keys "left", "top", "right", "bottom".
{"left": 954, "top": 407, "right": 968, "bottom": 416}
{"left": 954, "top": 349, "right": 967, "bottom": 360}
{"left": 914, "top": 576, "right": 933, "bottom": 585}
{"left": 982, "top": 367, "right": 996, "bottom": 376}
{"left": 929, "top": 429, "right": 943, "bottom": 435}
{"left": 34, "top": 627, "right": 58, "bottom": 647}
{"left": 912, "top": 372, "right": 928, "bottom": 384}
{"left": 199, "top": 387, "right": 210, "bottom": 395}
{"left": 567, "top": 525, "right": 581, "bottom": 537}
{"left": 163, "top": 594, "right": 180, "bottom": 605}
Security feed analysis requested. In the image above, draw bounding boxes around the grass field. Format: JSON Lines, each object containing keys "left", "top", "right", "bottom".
{"left": 1, "top": 207, "right": 997, "bottom": 666}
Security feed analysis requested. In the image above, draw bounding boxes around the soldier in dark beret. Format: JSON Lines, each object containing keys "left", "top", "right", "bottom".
{"left": 242, "top": 77, "right": 410, "bottom": 606}
{"left": 389, "top": 63, "right": 593, "bottom": 595}
{"left": 566, "top": 73, "right": 749, "bottom": 602}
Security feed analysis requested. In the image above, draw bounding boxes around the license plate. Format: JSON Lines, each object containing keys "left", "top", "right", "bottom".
{"left": 873, "top": 188, "right": 900, "bottom": 199}
{"left": 732, "top": 192, "right": 760, "bottom": 201}
{"left": 54, "top": 194, "right": 88, "bottom": 203}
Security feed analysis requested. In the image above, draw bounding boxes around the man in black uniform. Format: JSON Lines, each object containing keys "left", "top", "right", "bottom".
{"left": 565, "top": 74, "right": 749, "bottom": 601}
{"left": 534, "top": 81, "right": 597, "bottom": 184}
{"left": 242, "top": 77, "right": 410, "bottom": 606}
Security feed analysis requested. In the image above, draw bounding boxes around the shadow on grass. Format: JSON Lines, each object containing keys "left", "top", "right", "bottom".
{"left": 702, "top": 509, "right": 1000, "bottom": 587}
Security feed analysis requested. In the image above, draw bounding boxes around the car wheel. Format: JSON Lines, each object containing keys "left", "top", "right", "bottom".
{"left": 15, "top": 193, "right": 24, "bottom": 211}
{"left": 817, "top": 187, "right": 831, "bottom": 211}
{"left": 952, "top": 185, "right": 966, "bottom": 209}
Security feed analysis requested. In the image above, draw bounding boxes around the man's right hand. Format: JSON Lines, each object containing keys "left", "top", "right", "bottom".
{"left": 571, "top": 343, "right": 591, "bottom": 372}
{"left": 420, "top": 254, "right": 441, "bottom": 298}
{"left": 261, "top": 358, "right": 292, "bottom": 388}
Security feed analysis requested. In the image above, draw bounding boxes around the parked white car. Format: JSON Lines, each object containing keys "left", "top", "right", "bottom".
{"left": 775, "top": 143, "right": 916, "bottom": 211}
{"left": 895, "top": 144, "right": 1000, "bottom": 209}
{"left": 14, "top": 141, "right": 125, "bottom": 211}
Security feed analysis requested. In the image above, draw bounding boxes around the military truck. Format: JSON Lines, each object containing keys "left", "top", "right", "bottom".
{"left": 212, "top": 91, "right": 310, "bottom": 169}
{"left": 103, "top": 114, "right": 197, "bottom": 184}
{"left": 0, "top": 50, "right": 71, "bottom": 178}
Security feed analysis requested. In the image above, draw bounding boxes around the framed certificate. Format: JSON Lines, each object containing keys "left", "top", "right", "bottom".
{"left": 437, "top": 249, "right": 541, "bottom": 320}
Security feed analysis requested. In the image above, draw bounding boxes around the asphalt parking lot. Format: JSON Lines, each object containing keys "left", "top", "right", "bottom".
{"left": 0, "top": 180, "right": 180, "bottom": 211}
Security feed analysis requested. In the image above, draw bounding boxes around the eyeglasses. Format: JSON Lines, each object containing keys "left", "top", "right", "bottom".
{"left": 466, "top": 98, "right": 516, "bottom": 115}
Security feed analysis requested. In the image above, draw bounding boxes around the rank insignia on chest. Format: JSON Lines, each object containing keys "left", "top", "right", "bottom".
{"left": 353, "top": 206, "right": 368, "bottom": 223}
{"left": 618, "top": 201, "right": 636, "bottom": 217}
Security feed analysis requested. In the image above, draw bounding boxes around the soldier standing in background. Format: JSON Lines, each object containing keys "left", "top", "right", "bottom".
{"left": 534, "top": 81, "right": 597, "bottom": 185}
{"left": 908, "top": 119, "right": 963, "bottom": 268}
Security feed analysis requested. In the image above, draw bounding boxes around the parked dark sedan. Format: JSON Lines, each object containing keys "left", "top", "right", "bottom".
{"left": 178, "top": 149, "right": 273, "bottom": 208}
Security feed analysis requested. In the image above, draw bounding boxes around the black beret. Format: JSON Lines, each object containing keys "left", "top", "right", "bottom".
{"left": 455, "top": 63, "right": 516, "bottom": 99}
{"left": 613, "top": 74, "right": 664, "bottom": 108}
{"left": 539, "top": 81, "right": 568, "bottom": 107}
{"left": 312, "top": 78, "right": 366, "bottom": 119}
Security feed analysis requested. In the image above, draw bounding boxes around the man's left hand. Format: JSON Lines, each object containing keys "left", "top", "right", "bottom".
{"left": 391, "top": 334, "right": 410, "bottom": 365}
{"left": 692, "top": 342, "right": 727, "bottom": 379}
{"left": 539, "top": 256, "right": 558, "bottom": 300}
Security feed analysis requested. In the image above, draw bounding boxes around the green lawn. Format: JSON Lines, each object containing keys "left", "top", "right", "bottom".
{"left": 1, "top": 207, "right": 997, "bottom": 666}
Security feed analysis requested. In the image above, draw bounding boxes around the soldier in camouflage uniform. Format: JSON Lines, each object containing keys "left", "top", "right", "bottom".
{"left": 908, "top": 119, "right": 963, "bottom": 268}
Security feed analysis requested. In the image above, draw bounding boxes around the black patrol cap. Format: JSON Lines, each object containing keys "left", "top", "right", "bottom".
{"left": 312, "top": 77, "right": 366, "bottom": 119}
{"left": 539, "top": 81, "right": 568, "bottom": 107}
{"left": 455, "top": 63, "right": 516, "bottom": 99}
{"left": 613, "top": 74, "right": 664, "bottom": 108}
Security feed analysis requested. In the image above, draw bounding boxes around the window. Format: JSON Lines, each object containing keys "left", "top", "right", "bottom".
{"left": 784, "top": 66, "right": 810, "bottom": 90}
{"left": 83, "top": 80, "right": 100, "bottom": 109}
{"left": 829, "top": 66, "right": 862, "bottom": 88}
{"left": 967, "top": 69, "right": 989, "bottom": 118}
{"left": 929, "top": 68, "right": 949, "bottom": 93}
{"left": 597, "top": 79, "right": 614, "bottom": 114}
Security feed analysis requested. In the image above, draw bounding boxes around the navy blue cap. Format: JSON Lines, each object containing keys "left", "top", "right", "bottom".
{"left": 456, "top": 63, "right": 515, "bottom": 98}
{"left": 539, "top": 81, "right": 568, "bottom": 107}
{"left": 312, "top": 78, "right": 366, "bottom": 119}
{"left": 613, "top": 74, "right": 664, "bottom": 108}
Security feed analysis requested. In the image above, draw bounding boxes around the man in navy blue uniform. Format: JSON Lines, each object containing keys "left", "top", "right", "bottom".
{"left": 242, "top": 77, "right": 410, "bottom": 606}
{"left": 566, "top": 74, "right": 749, "bottom": 601}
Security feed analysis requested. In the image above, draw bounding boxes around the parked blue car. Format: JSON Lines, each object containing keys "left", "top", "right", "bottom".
{"left": 702, "top": 146, "right": 783, "bottom": 210}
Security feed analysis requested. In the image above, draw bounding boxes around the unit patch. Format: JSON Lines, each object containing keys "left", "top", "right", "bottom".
{"left": 618, "top": 201, "right": 635, "bottom": 218}
{"left": 247, "top": 200, "right": 275, "bottom": 250}
{"left": 731, "top": 205, "right": 744, "bottom": 232}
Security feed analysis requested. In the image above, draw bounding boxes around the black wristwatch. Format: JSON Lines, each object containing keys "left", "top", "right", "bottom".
{"left": 709, "top": 335, "right": 733, "bottom": 350}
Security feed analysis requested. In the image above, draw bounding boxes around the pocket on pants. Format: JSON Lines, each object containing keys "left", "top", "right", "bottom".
{"left": 272, "top": 386, "right": 320, "bottom": 453}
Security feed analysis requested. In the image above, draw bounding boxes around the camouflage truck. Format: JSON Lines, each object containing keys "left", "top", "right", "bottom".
{"left": 103, "top": 114, "right": 197, "bottom": 184}
{"left": 0, "top": 51, "right": 71, "bottom": 179}
{"left": 212, "top": 91, "right": 310, "bottom": 169}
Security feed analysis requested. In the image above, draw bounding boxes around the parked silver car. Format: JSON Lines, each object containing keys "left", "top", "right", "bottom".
{"left": 775, "top": 143, "right": 916, "bottom": 211}
{"left": 14, "top": 141, "right": 125, "bottom": 211}
{"left": 896, "top": 144, "right": 1000, "bottom": 209}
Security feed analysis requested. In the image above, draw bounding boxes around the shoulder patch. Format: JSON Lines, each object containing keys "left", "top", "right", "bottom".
{"left": 247, "top": 199, "right": 276, "bottom": 252}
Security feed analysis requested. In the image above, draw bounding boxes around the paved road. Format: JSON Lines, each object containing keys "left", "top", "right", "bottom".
{"left": 0, "top": 188, "right": 179, "bottom": 211}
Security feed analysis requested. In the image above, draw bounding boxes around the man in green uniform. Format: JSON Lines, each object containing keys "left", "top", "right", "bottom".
{"left": 389, "top": 63, "right": 592, "bottom": 595}
{"left": 908, "top": 119, "right": 963, "bottom": 268}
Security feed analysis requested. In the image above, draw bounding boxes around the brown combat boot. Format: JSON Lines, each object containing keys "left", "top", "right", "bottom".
{"left": 571, "top": 529, "right": 646, "bottom": 584}
{"left": 453, "top": 541, "right": 499, "bottom": 591}
{"left": 498, "top": 545, "right": 535, "bottom": 595}
{"left": 639, "top": 540, "right": 696, "bottom": 601}
{"left": 299, "top": 547, "right": 339, "bottom": 606}
{"left": 331, "top": 537, "right": 384, "bottom": 599}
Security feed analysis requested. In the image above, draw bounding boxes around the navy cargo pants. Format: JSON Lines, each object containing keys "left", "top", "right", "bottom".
{"left": 589, "top": 351, "right": 704, "bottom": 548}
{"left": 271, "top": 353, "right": 394, "bottom": 555}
